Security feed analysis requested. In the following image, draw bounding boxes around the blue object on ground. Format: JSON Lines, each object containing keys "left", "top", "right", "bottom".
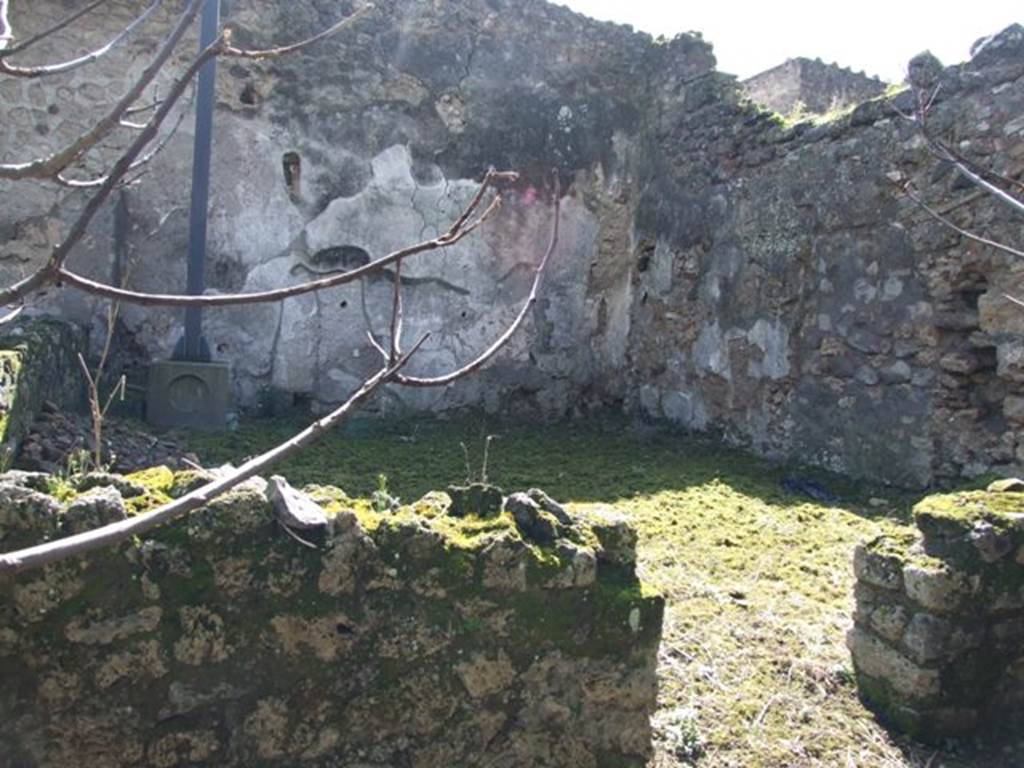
{"left": 781, "top": 475, "right": 840, "bottom": 505}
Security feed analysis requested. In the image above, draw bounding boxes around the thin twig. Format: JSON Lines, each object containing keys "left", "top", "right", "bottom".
{"left": 278, "top": 521, "right": 318, "bottom": 550}
{"left": 0, "top": 0, "right": 202, "bottom": 182}
{"left": 389, "top": 259, "right": 404, "bottom": 364}
{"left": 0, "top": 0, "right": 107, "bottom": 57}
{"left": 901, "top": 184, "right": 1024, "bottom": 259}
{"left": 912, "top": 93, "right": 1024, "bottom": 218}
{"left": 460, "top": 442, "right": 472, "bottom": 484}
{"left": 0, "top": 0, "right": 12, "bottom": 52}
{"left": 221, "top": 5, "right": 373, "bottom": 60}
{"left": 0, "top": 0, "right": 161, "bottom": 78}
{"left": 0, "top": 305, "right": 23, "bottom": 325}
{"left": 56, "top": 83, "right": 197, "bottom": 190}
{"left": 481, "top": 435, "right": 495, "bottom": 484}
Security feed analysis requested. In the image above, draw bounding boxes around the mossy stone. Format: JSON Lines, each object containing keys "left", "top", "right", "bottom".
{"left": 446, "top": 483, "right": 504, "bottom": 518}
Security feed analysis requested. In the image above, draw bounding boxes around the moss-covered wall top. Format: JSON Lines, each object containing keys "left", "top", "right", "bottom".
{"left": 848, "top": 483, "right": 1024, "bottom": 742}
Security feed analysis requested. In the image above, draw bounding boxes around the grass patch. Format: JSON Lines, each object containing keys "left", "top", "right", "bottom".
{"left": 185, "top": 412, "right": 1016, "bottom": 767}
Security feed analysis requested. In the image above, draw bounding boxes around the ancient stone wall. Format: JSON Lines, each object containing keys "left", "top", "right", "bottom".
{"left": 632, "top": 26, "right": 1024, "bottom": 487}
{"left": 0, "top": 471, "right": 662, "bottom": 767}
{"left": 2, "top": 2, "right": 1023, "bottom": 487}
{"left": 0, "top": 319, "right": 85, "bottom": 470}
{"left": 741, "top": 58, "right": 888, "bottom": 116}
{"left": 847, "top": 484, "right": 1024, "bottom": 742}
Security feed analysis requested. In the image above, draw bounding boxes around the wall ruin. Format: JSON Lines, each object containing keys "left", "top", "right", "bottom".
{"left": 0, "top": 470, "right": 662, "bottom": 767}
{"left": 848, "top": 484, "right": 1024, "bottom": 741}
{"left": 1, "top": 2, "right": 1023, "bottom": 487}
{"left": 741, "top": 57, "right": 888, "bottom": 116}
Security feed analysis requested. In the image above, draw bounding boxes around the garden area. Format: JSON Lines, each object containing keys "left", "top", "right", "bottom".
{"left": 184, "top": 413, "right": 1024, "bottom": 767}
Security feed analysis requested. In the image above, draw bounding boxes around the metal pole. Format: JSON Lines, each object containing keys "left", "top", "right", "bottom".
{"left": 175, "top": 0, "right": 219, "bottom": 362}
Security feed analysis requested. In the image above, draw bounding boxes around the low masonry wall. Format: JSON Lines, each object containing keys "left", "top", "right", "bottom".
{"left": 0, "top": 318, "right": 84, "bottom": 470}
{"left": 847, "top": 484, "right": 1024, "bottom": 742}
{"left": 0, "top": 471, "right": 663, "bottom": 767}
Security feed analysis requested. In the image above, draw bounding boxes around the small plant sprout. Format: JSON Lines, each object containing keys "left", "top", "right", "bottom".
{"left": 459, "top": 434, "right": 499, "bottom": 484}
{"left": 481, "top": 434, "right": 497, "bottom": 484}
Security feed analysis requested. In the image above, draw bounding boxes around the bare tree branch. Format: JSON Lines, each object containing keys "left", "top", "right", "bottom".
{"left": 390, "top": 174, "right": 562, "bottom": 387}
{"left": 220, "top": 5, "right": 373, "bottom": 60}
{"left": 0, "top": 1, "right": 556, "bottom": 579}
{"left": 0, "top": 0, "right": 12, "bottom": 53}
{"left": 0, "top": 0, "right": 161, "bottom": 78}
{"left": 934, "top": 144, "right": 1024, "bottom": 218}
{"left": 0, "top": 0, "right": 107, "bottom": 58}
{"left": 51, "top": 174, "right": 505, "bottom": 307}
{"left": 901, "top": 183, "right": 1024, "bottom": 259}
{"left": 389, "top": 259, "right": 404, "bottom": 364}
{"left": 0, "top": 334, "right": 429, "bottom": 576}
{"left": 0, "top": 305, "right": 23, "bottom": 326}
{"left": 55, "top": 84, "right": 196, "bottom": 190}
{"left": 0, "top": 2, "right": 373, "bottom": 309}
{"left": 0, "top": 15, "right": 222, "bottom": 308}
{"left": 907, "top": 89, "right": 1024, "bottom": 218}
{"left": 935, "top": 142, "right": 1024, "bottom": 196}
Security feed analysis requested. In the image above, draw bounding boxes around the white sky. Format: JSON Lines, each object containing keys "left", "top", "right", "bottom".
{"left": 556, "top": 1, "right": 1022, "bottom": 82}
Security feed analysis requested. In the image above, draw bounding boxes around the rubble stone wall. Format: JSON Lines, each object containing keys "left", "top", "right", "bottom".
{"left": 1, "top": 2, "right": 1023, "bottom": 486}
{"left": 0, "top": 471, "right": 663, "bottom": 767}
{"left": 741, "top": 57, "right": 888, "bottom": 116}
{"left": 0, "top": 319, "right": 85, "bottom": 470}
{"left": 847, "top": 485, "right": 1024, "bottom": 742}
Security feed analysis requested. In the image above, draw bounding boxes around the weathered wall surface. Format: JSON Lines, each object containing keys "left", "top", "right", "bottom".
{"left": 0, "top": 470, "right": 663, "bottom": 767}
{"left": 1, "top": 0, "right": 662, "bottom": 417}
{"left": 848, "top": 484, "right": 1024, "bottom": 742}
{"left": 2, "top": 2, "right": 1023, "bottom": 486}
{"left": 630, "top": 27, "right": 1024, "bottom": 487}
{"left": 0, "top": 319, "right": 85, "bottom": 470}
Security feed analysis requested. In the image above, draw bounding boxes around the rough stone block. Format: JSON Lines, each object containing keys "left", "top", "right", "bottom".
{"left": 847, "top": 627, "right": 940, "bottom": 698}
{"left": 853, "top": 537, "right": 910, "bottom": 591}
{"left": 851, "top": 485, "right": 1024, "bottom": 743}
{"left": 865, "top": 603, "right": 909, "bottom": 644}
{"left": 903, "top": 563, "right": 974, "bottom": 613}
{"left": 901, "top": 612, "right": 975, "bottom": 665}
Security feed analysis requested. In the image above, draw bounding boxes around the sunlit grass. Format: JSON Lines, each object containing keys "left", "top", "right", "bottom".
{"left": 186, "top": 412, "right": 1009, "bottom": 767}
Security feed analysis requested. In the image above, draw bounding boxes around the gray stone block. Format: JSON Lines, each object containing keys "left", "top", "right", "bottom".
{"left": 146, "top": 360, "right": 230, "bottom": 431}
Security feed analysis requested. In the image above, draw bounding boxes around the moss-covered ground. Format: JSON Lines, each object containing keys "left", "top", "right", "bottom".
{"left": 187, "top": 413, "right": 1021, "bottom": 768}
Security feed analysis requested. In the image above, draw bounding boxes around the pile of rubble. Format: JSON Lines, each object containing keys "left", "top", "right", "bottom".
{"left": 15, "top": 400, "right": 199, "bottom": 474}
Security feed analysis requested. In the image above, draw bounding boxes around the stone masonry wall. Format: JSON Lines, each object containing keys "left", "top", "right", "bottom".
{"left": 0, "top": 319, "right": 85, "bottom": 470}
{"left": 741, "top": 57, "right": 888, "bottom": 116}
{"left": 847, "top": 483, "right": 1024, "bottom": 742}
{"left": 632, "top": 25, "right": 1024, "bottom": 487}
{"left": 0, "top": 470, "right": 663, "bottom": 767}
{"left": 1, "top": 3, "right": 1023, "bottom": 487}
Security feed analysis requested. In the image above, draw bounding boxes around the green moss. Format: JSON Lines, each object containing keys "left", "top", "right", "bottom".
{"left": 168, "top": 469, "right": 214, "bottom": 498}
{"left": 915, "top": 490, "right": 1024, "bottom": 534}
{"left": 504, "top": 572, "right": 663, "bottom": 659}
{"left": 125, "top": 466, "right": 175, "bottom": 494}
